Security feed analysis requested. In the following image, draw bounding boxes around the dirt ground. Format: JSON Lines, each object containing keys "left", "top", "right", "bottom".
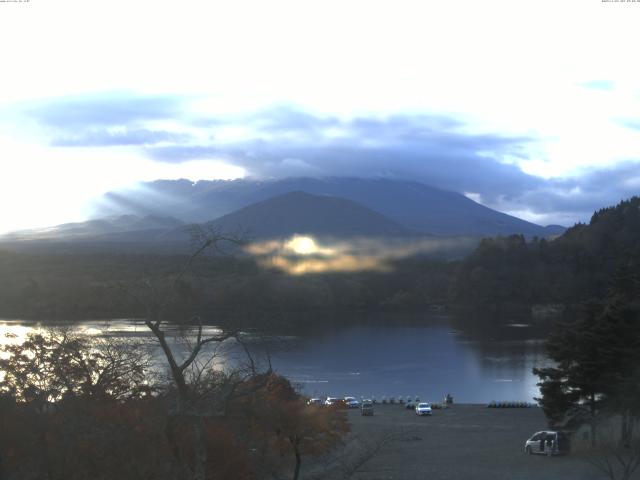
{"left": 333, "top": 404, "right": 628, "bottom": 480}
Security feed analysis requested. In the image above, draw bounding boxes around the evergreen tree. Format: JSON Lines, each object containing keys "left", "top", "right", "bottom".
{"left": 535, "top": 269, "right": 640, "bottom": 446}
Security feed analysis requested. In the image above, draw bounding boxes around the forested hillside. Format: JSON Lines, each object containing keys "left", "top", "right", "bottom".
{"left": 452, "top": 196, "right": 640, "bottom": 306}
{"left": 0, "top": 250, "right": 453, "bottom": 325}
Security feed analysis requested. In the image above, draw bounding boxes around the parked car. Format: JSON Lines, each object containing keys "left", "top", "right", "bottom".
{"left": 415, "top": 402, "right": 432, "bottom": 416}
{"left": 344, "top": 396, "right": 360, "bottom": 409}
{"left": 524, "top": 431, "right": 561, "bottom": 455}
{"left": 361, "top": 400, "right": 374, "bottom": 416}
{"left": 307, "top": 398, "right": 322, "bottom": 405}
{"left": 324, "top": 397, "right": 346, "bottom": 407}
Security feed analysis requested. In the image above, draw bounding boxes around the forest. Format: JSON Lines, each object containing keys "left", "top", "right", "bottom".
{"left": 1, "top": 197, "right": 640, "bottom": 328}
{"left": 2, "top": 198, "right": 640, "bottom": 328}
{"left": 452, "top": 197, "right": 640, "bottom": 305}
{"left": 0, "top": 249, "right": 453, "bottom": 328}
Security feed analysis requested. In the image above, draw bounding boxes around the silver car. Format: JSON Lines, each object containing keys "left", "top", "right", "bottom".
{"left": 524, "top": 431, "right": 560, "bottom": 455}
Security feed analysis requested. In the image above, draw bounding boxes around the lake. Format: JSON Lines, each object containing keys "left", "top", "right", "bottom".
{"left": 0, "top": 313, "right": 551, "bottom": 404}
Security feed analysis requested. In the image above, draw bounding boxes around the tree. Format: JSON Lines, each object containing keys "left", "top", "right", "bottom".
{"left": 122, "top": 226, "right": 269, "bottom": 480}
{"left": 1, "top": 227, "right": 351, "bottom": 480}
{"left": 578, "top": 422, "right": 640, "bottom": 480}
{"left": 533, "top": 302, "right": 611, "bottom": 445}
{"left": 0, "top": 329, "right": 153, "bottom": 408}
{"left": 534, "top": 270, "right": 640, "bottom": 446}
{"left": 236, "top": 374, "right": 349, "bottom": 480}
{"left": 0, "top": 330, "right": 180, "bottom": 480}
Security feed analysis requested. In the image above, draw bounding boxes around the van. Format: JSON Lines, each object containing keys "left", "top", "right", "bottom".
{"left": 524, "top": 431, "right": 563, "bottom": 455}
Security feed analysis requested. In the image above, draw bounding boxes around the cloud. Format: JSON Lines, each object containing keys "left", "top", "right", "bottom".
{"left": 14, "top": 95, "right": 640, "bottom": 226}
{"left": 148, "top": 106, "right": 541, "bottom": 205}
{"left": 493, "top": 161, "right": 640, "bottom": 225}
{"left": 247, "top": 105, "right": 341, "bottom": 135}
{"left": 13, "top": 92, "right": 193, "bottom": 149}
{"left": 619, "top": 118, "right": 640, "bottom": 131}
{"left": 144, "top": 104, "right": 640, "bottom": 226}
{"left": 23, "top": 92, "right": 184, "bottom": 128}
{"left": 52, "top": 128, "right": 191, "bottom": 147}
{"left": 579, "top": 80, "right": 615, "bottom": 91}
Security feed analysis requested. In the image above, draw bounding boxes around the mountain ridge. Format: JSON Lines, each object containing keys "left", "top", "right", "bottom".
{"left": 93, "top": 177, "right": 565, "bottom": 237}
{"left": 1, "top": 215, "right": 185, "bottom": 242}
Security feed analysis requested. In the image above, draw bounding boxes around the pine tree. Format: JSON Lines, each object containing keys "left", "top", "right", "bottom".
{"left": 535, "top": 268, "right": 640, "bottom": 446}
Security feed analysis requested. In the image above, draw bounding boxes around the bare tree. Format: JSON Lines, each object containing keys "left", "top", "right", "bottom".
{"left": 587, "top": 441, "right": 640, "bottom": 480}
{"left": 121, "top": 225, "right": 267, "bottom": 480}
{"left": 579, "top": 420, "right": 640, "bottom": 480}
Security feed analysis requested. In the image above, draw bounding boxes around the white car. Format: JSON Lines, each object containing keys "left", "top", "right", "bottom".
{"left": 344, "top": 396, "right": 360, "bottom": 409}
{"left": 415, "top": 402, "right": 432, "bottom": 416}
{"left": 524, "top": 431, "right": 560, "bottom": 455}
{"left": 324, "top": 397, "right": 342, "bottom": 406}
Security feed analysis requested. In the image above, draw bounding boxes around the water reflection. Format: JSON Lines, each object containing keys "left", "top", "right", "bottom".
{"left": 250, "top": 312, "right": 550, "bottom": 403}
{"left": 0, "top": 319, "right": 245, "bottom": 378}
{"left": 0, "top": 313, "right": 551, "bottom": 403}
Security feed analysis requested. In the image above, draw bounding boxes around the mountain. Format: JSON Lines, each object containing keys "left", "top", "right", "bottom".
{"left": 93, "top": 177, "right": 564, "bottom": 237}
{"left": 209, "top": 191, "right": 415, "bottom": 239}
{"left": 0, "top": 193, "right": 415, "bottom": 253}
{"left": 1, "top": 215, "right": 185, "bottom": 241}
{"left": 0, "top": 215, "right": 189, "bottom": 254}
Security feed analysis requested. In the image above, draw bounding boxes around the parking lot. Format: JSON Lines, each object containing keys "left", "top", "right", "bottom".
{"left": 340, "top": 404, "right": 609, "bottom": 480}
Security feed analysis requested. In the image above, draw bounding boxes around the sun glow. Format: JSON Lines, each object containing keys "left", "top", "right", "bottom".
{"left": 0, "top": 135, "right": 245, "bottom": 234}
{"left": 246, "top": 235, "right": 478, "bottom": 275}
{"left": 284, "top": 235, "right": 333, "bottom": 256}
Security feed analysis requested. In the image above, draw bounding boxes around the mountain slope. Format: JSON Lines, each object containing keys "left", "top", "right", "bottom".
{"left": 453, "top": 196, "right": 640, "bottom": 306}
{"left": 209, "top": 191, "right": 415, "bottom": 238}
{"left": 93, "top": 177, "right": 564, "bottom": 237}
{"left": 0, "top": 215, "right": 184, "bottom": 241}
{"left": 0, "top": 193, "right": 414, "bottom": 252}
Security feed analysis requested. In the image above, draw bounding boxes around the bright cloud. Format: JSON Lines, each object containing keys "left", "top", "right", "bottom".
{"left": 0, "top": 135, "right": 243, "bottom": 233}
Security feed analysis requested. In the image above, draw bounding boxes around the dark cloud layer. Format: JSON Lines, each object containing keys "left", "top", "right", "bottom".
{"left": 519, "top": 162, "right": 640, "bottom": 216}
{"left": 148, "top": 107, "right": 543, "bottom": 207}
{"left": 21, "top": 94, "right": 640, "bottom": 226}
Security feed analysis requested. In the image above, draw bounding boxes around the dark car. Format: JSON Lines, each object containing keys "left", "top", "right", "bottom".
{"left": 361, "top": 400, "right": 374, "bottom": 416}
{"left": 344, "top": 396, "right": 360, "bottom": 409}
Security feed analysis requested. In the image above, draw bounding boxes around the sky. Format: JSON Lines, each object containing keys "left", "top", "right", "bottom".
{"left": 0, "top": 0, "right": 639, "bottom": 234}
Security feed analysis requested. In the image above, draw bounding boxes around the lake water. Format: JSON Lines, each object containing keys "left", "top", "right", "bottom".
{"left": 0, "top": 313, "right": 550, "bottom": 404}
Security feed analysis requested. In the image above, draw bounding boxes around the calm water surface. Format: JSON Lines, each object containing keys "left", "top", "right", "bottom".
{"left": 0, "top": 314, "right": 550, "bottom": 403}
